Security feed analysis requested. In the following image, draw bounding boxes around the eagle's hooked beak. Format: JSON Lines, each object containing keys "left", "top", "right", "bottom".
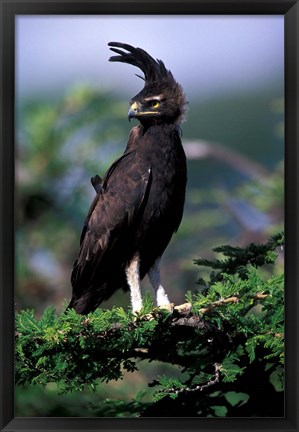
{"left": 128, "top": 101, "right": 140, "bottom": 121}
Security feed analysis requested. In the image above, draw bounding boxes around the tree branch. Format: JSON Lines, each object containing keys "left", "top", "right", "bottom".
{"left": 184, "top": 140, "right": 270, "bottom": 180}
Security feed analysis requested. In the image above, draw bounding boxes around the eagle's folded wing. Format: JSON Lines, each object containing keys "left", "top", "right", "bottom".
{"left": 71, "top": 151, "right": 151, "bottom": 295}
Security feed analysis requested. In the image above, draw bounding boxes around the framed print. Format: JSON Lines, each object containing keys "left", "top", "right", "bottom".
{"left": 0, "top": 0, "right": 298, "bottom": 431}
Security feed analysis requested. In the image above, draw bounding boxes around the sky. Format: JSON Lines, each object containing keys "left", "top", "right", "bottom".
{"left": 16, "top": 15, "right": 284, "bottom": 102}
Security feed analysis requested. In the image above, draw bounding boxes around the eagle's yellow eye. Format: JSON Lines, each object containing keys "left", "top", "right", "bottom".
{"left": 151, "top": 100, "right": 160, "bottom": 109}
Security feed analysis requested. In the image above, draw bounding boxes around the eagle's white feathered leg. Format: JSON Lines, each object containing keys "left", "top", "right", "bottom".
{"left": 126, "top": 253, "right": 143, "bottom": 313}
{"left": 148, "top": 258, "right": 170, "bottom": 307}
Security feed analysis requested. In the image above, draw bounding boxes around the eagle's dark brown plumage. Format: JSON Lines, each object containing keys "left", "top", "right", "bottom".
{"left": 68, "top": 42, "right": 187, "bottom": 314}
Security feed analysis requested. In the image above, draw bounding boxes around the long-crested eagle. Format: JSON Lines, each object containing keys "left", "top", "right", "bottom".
{"left": 68, "top": 42, "right": 187, "bottom": 314}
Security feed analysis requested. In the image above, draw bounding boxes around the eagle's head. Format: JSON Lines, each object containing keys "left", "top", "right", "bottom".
{"left": 108, "top": 42, "right": 187, "bottom": 125}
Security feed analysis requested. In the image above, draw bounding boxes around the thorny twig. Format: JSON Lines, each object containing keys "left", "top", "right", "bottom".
{"left": 164, "top": 363, "right": 221, "bottom": 397}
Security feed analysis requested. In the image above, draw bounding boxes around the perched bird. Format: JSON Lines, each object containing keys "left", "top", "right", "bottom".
{"left": 68, "top": 42, "right": 187, "bottom": 314}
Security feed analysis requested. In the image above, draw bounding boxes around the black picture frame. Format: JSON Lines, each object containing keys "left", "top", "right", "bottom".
{"left": 0, "top": 0, "right": 298, "bottom": 431}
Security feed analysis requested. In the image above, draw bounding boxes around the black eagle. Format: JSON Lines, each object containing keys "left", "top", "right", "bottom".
{"left": 68, "top": 42, "right": 187, "bottom": 314}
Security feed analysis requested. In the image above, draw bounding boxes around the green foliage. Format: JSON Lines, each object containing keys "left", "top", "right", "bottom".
{"left": 16, "top": 233, "right": 284, "bottom": 417}
{"left": 194, "top": 231, "right": 283, "bottom": 286}
{"left": 89, "top": 393, "right": 151, "bottom": 417}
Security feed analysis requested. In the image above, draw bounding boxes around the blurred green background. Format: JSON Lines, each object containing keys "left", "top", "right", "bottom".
{"left": 15, "top": 15, "right": 284, "bottom": 416}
